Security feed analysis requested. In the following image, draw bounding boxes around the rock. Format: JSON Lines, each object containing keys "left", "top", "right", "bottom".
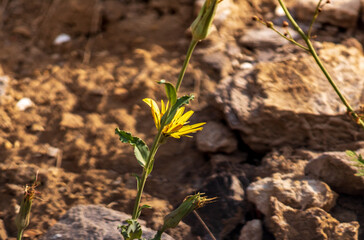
{"left": 184, "top": 174, "right": 246, "bottom": 239}
{"left": 0, "top": 75, "right": 9, "bottom": 97}
{"left": 215, "top": 42, "right": 364, "bottom": 152}
{"left": 60, "top": 113, "right": 84, "bottom": 129}
{"left": 16, "top": 98, "right": 34, "bottom": 111}
{"left": 0, "top": 219, "right": 7, "bottom": 240}
{"left": 305, "top": 151, "right": 364, "bottom": 195}
{"left": 201, "top": 51, "right": 232, "bottom": 78}
{"left": 53, "top": 34, "right": 71, "bottom": 45}
{"left": 103, "top": 0, "right": 125, "bottom": 22}
{"left": 42, "top": 205, "right": 174, "bottom": 240}
{"left": 239, "top": 27, "right": 298, "bottom": 48}
{"left": 196, "top": 121, "right": 237, "bottom": 153}
{"left": 239, "top": 219, "right": 263, "bottom": 240}
{"left": 268, "top": 197, "right": 359, "bottom": 240}
{"left": 256, "top": 147, "right": 314, "bottom": 178}
{"left": 12, "top": 25, "right": 32, "bottom": 38}
{"left": 247, "top": 173, "right": 337, "bottom": 216}
{"left": 210, "top": 153, "right": 247, "bottom": 173}
{"left": 295, "top": 0, "right": 361, "bottom": 28}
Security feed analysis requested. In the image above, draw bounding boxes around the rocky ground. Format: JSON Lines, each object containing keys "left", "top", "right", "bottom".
{"left": 0, "top": 0, "right": 364, "bottom": 239}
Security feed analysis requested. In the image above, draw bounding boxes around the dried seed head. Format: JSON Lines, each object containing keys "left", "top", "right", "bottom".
{"left": 283, "top": 21, "right": 289, "bottom": 27}
{"left": 318, "top": 7, "right": 322, "bottom": 12}
{"left": 252, "top": 16, "right": 259, "bottom": 21}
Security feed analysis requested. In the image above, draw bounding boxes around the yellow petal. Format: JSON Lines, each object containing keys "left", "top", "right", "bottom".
{"left": 143, "top": 98, "right": 161, "bottom": 129}
{"left": 176, "top": 111, "right": 194, "bottom": 125}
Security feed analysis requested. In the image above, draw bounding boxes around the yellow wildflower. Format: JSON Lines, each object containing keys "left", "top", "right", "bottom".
{"left": 143, "top": 98, "right": 205, "bottom": 138}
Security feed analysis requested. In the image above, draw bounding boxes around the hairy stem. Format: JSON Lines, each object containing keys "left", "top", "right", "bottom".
{"left": 277, "top": 0, "right": 364, "bottom": 128}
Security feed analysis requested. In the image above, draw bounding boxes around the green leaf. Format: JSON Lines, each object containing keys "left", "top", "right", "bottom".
{"left": 132, "top": 174, "right": 141, "bottom": 191}
{"left": 115, "top": 128, "right": 149, "bottom": 168}
{"left": 162, "top": 95, "right": 194, "bottom": 125}
{"left": 158, "top": 80, "right": 177, "bottom": 106}
{"left": 346, "top": 150, "right": 356, "bottom": 157}
{"left": 119, "top": 219, "right": 143, "bottom": 240}
{"left": 346, "top": 150, "right": 364, "bottom": 176}
{"left": 136, "top": 205, "right": 152, "bottom": 219}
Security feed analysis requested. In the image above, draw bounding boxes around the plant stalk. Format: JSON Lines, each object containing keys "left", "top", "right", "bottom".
{"left": 277, "top": 0, "right": 364, "bottom": 129}
{"left": 176, "top": 39, "right": 198, "bottom": 92}
{"left": 131, "top": 39, "right": 200, "bottom": 220}
{"left": 131, "top": 127, "right": 163, "bottom": 219}
{"left": 17, "top": 230, "right": 24, "bottom": 240}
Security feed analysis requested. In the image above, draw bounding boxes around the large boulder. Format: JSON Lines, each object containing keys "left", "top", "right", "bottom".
{"left": 305, "top": 151, "right": 364, "bottom": 195}
{"left": 247, "top": 173, "right": 337, "bottom": 216}
{"left": 216, "top": 42, "right": 364, "bottom": 152}
{"left": 42, "top": 205, "right": 174, "bottom": 240}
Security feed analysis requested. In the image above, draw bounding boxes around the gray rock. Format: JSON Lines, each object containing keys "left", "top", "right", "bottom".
{"left": 215, "top": 42, "right": 364, "bottom": 152}
{"left": 267, "top": 197, "right": 359, "bottom": 240}
{"left": 239, "top": 219, "right": 263, "bottom": 240}
{"left": 295, "top": 0, "right": 361, "bottom": 28}
{"left": 305, "top": 151, "right": 364, "bottom": 195}
{"left": 196, "top": 121, "right": 237, "bottom": 153}
{"left": 42, "top": 205, "right": 174, "bottom": 240}
{"left": 247, "top": 173, "right": 337, "bottom": 216}
{"left": 239, "top": 27, "right": 298, "bottom": 49}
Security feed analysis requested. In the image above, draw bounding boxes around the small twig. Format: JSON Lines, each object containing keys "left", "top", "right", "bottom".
{"left": 193, "top": 210, "right": 217, "bottom": 240}
{"left": 268, "top": 25, "right": 309, "bottom": 51}
{"left": 307, "top": 0, "right": 323, "bottom": 38}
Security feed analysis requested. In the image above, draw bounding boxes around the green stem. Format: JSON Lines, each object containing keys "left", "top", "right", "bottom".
{"left": 278, "top": 0, "right": 364, "bottom": 129}
{"left": 269, "top": 26, "right": 309, "bottom": 51}
{"left": 131, "top": 127, "right": 163, "bottom": 219}
{"left": 131, "top": 38, "right": 200, "bottom": 220}
{"left": 152, "top": 230, "right": 163, "bottom": 240}
{"left": 175, "top": 39, "right": 198, "bottom": 92}
{"left": 17, "top": 229, "right": 24, "bottom": 240}
{"left": 307, "top": 0, "right": 323, "bottom": 38}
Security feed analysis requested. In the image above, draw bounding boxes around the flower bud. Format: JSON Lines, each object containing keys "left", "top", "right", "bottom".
{"left": 190, "top": 0, "right": 222, "bottom": 41}
{"left": 15, "top": 172, "right": 39, "bottom": 239}
{"left": 15, "top": 191, "right": 33, "bottom": 232}
{"left": 160, "top": 193, "right": 215, "bottom": 232}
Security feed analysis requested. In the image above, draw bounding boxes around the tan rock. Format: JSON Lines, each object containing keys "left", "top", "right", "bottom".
{"left": 196, "top": 121, "right": 237, "bottom": 153}
{"left": 305, "top": 151, "right": 364, "bottom": 195}
{"left": 268, "top": 197, "right": 359, "bottom": 240}
{"left": 216, "top": 43, "right": 364, "bottom": 152}
{"left": 247, "top": 174, "right": 337, "bottom": 216}
{"left": 60, "top": 113, "right": 84, "bottom": 129}
{"left": 239, "top": 219, "right": 263, "bottom": 240}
